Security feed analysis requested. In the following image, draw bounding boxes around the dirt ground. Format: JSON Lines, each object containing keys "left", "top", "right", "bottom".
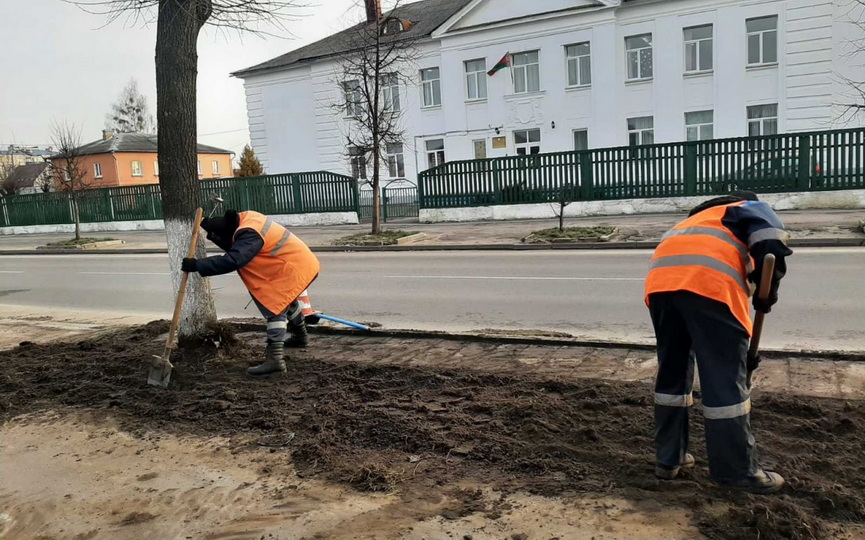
{"left": 1, "top": 320, "right": 865, "bottom": 540}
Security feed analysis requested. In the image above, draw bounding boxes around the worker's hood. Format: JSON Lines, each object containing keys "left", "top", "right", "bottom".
{"left": 688, "top": 191, "right": 759, "bottom": 217}
{"left": 201, "top": 210, "right": 240, "bottom": 251}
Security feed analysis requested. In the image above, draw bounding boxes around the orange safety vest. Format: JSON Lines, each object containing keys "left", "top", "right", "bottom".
{"left": 234, "top": 211, "right": 321, "bottom": 315}
{"left": 645, "top": 201, "right": 755, "bottom": 335}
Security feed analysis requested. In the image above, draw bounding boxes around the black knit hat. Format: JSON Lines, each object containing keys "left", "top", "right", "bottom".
{"left": 201, "top": 210, "right": 239, "bottom": 251}
{"left": 688, "top": 191, "right": 759, "bottom": 217}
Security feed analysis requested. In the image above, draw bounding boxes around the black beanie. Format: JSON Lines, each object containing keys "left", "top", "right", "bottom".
{"left": 201, "top": 210, "right": 240, "bottom": 251}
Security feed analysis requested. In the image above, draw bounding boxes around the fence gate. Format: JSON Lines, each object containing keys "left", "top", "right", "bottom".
{"left": 358, "top": 185, "right": 419, "bottom": 222}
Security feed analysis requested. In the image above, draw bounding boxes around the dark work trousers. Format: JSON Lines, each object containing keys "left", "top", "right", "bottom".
{"left": 648, "top": 291, "right": 758, "bottom": 484}
{"left": 253, "top": 296, "right": 303, "bottom": 344}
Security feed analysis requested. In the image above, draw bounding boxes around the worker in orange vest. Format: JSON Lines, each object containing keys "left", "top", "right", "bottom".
{"left": 181, "top": 210, "right": 320, "bottom": 378}
{"left": 645, "top": 191, "right": 792, "bottom": 494}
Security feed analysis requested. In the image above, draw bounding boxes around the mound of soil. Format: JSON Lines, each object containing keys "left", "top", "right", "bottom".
{"left": 1, "top": 322, "right": 863, "bottom": 540}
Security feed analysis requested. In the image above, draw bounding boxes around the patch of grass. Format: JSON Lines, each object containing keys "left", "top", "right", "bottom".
{"left": 332, "top": 230, "right": 415, "bottom": 246}
{"left": 524, "top": 226, "right": 617, "bottom": 244}
{"left": 45, "top": 237, "right": 116, "bottom": 247}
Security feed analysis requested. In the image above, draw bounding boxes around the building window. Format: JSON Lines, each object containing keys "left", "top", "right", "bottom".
{"left": 512, "top": 51, "right": 540, "bottom": 94}
{"left": 349, "top": 146, "right": 366, "bottom": 179}
{"left": 386, "top": 143, "right": 405, "bottom": 177}
{"left": 747, "top": 16, "right": 778, "bottom": 65}
{"left": 627, "top": 116, "right": 654, "bottom": 146}
{"left": 343, "top": 80, "right": 362, "bottom": 118}
{"left": 420, "top": 68, "right": 441, "bottom": 108}
{"left": 382, "top": 74, "right": 401, "bottom": 112}
{"left": 212, "top": 160, "right": 220, "bottom": 175}
{"left": 94, "top": 162, "right": 103, "bottom": 178}
{"left": 685, "top": 110, "right": 714, "bottom": 141}
{"left": 154, "top": 161, "right": 159, "bottom": 176}
{"left": 426, "top": 139, "right": 446, "bottom": 168}
{"left": 465, "top": 59, "right": 487, "bottom": 100}
{"left": 573, "top": 129, "right": 589, "bottom": 151}
{"left": 197, "top": 161, "right": 202, "bottom": 175}
{"left": 566, "top": 43, "right": 591, "bottom": 87}
{"left": 514, "top": 129, "right": 541, "bottom": 155}
{"left": 747, "top": 104, "right": 778, "bottom": 136}
{"left": 626, "top": 34, "right": 653, "bottom": 81}
{"left": 131, "top": 160, "right": 143, "bottom": 177}
{"left": 473, "top": 139, "right": 487, "bottom": 160}
{"left": 684, "top": 25, "right": 713, "bottom": 73}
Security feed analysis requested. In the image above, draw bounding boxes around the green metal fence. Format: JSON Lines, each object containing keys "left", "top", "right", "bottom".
{"left": 0, "top": 171, "right": 358, "bottom": 228}
{"left": 418, "top": 127, "right": 865, "bottom": 209}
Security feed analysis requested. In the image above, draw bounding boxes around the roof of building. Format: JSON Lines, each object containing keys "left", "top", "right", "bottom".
{"left": 7, "top": 162, "right": 49, "bottom": 189}
{"left": 233, "top": 0, "right": 475, "bottom": 78}
{"left": 54, "top": 133, "right": 232, "bottom": 158}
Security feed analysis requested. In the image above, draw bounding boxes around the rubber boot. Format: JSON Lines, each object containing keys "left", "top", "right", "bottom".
{"left": 247, "top": 342, "right": 286, "bottom": 378}
{"left": 285, "top": 320, "right": 309, "bottom": 349}
{"left": 655, "top": 453, "right": 696, "bottom": 480}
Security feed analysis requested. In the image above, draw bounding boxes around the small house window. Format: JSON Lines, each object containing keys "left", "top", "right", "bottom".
{"left": 684, "top": 25, "right": 713, "bottom": 73}
{"left": 131, "top": 160, "right": 142, "bottom": 177}
{"left": 382, "top": 18, "right": 404, "bottom": 35}
{"left": 566, "top": 43, "right": 592, "bottom": 87}
{"left": 386, "top": 143, "right": 405, "bottom": 178}
{"left": 465, "top": 59, "right": 488, "bottom": 100}
{"left": 421, "top": 68, "right": 441, "bottom": 107}
{"left": 212, "top": 160, "right": 220, "bottom": 175}
{"left": 154, "top": 161, "right": 159, "bottom": 176}
{"left": 514, "top": 129, "right": 541, "bottom": 155}
{"left": 747, "top": 16, "right": 778, "bottom": 66}
{"left": 426, "top": 139, "right": 445, "bottom": 168}
{"left": 197, "top": 161, "right": 202, "bottom": 175}
{"left": 94, "top": 162, "right": 103, "bottom": 178}
{"left": 626, "top": 34, "right": 653, "bottom": 80}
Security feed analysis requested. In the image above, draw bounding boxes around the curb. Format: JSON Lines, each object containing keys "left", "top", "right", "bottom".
{"left": 1, "top": 237, "right": 863, "bottom": 256}
{"left": 225, "top": 319, "right": 865, "bottom": 363}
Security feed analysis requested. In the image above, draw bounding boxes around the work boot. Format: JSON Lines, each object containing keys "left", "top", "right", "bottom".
{"left": 247, "top": 342, "right": 286, "bottom": 378}
{"left": 285, "top": 320, "right": 309, "bottom": 349}
{"left": 655, "top": 453, "right": 696, "bottom": 480}
{"left": 719, "top": 469, "right": 785, "bottom": 494}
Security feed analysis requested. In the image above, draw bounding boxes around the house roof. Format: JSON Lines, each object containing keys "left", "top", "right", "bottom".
{"left": 232, "top": 0, "right": 475, "bottom": 78}
{"left": 54, "top": 133, "right": 232, "bottom": 158}
{"left": 7, "top": 162, "right": 49, "bottom": 189}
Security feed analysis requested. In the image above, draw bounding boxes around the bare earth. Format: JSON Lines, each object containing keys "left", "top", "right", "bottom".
{"left": 1, "top": 306, "right": 864, "bottom": 540}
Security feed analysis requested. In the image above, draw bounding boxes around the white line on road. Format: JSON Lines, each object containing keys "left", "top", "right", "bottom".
{"left": 383, "top": 275, "right": 644, "bottom": 281}
{"left": 0, "top": 271, "right": 24, "bottom": 274}
{"left": 79, "top": 272, "right": 170, "bottom": 276}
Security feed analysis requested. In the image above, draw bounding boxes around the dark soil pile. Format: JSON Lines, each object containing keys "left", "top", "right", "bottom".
{"left": 1, "top": 322, "right": 863, "bottom": 540}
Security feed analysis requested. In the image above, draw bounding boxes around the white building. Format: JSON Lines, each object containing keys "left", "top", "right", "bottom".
{"left": 234, "top": 0, "right": 865, "bottom": 184}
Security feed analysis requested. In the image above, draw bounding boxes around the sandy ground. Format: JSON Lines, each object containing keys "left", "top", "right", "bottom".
{"left": 1, "top": 305, "right": 864, "bottom": 540}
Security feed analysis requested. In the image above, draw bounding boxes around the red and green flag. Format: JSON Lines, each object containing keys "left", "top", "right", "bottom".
{"left": 487, "top": 53, "right": 510, "bottom": 76}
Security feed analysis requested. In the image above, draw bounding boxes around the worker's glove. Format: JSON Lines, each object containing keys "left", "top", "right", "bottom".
{"left": 181, "top": 258, "right": 198, "bottom": 273}
{"left": 752, "top": 291, "right": 778, "bottom": 314}
{"left": 747, "top": 352, "right": 762, "bottom": 374}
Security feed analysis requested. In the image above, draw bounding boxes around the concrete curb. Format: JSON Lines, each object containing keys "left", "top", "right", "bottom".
{"left": 1, "top": 237, "right": 863, "bottom": 256}
{"left": 225, "top": 319, "right": 865, "bottom": 362}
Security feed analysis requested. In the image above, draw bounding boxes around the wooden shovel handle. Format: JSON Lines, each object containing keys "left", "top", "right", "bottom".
{"left": 164, "top": 208, "right": 204, "bottom": 354}
{"left": 748, "top": 253, "right": 776, "bottom": 360}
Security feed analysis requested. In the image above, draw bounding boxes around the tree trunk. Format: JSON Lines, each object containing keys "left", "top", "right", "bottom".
{"left": 371, "top": 147, "right": 381, "bottom": 235}
{"left": 72, "top": 195, "right": 81, "bottom": 241}
{"left": 559, "top": 202, "right": 565, "bottom": 231}
{"left": 156, "top": 0, "right": 216, "bottom": 339}
{"left": 370, "top": 22, "right": 383, "bottom": 235}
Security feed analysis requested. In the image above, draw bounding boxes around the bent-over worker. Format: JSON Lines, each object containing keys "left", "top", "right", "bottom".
{"left": 645, "top": 191, "right": 792, "bottom": 494}
{"left": 181, "top": 210, "right": 320, "bottom": 378}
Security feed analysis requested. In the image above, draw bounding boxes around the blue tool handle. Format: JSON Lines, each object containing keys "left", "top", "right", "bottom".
{"left": 316, "top": 313, "right": 370, "bottom": 331}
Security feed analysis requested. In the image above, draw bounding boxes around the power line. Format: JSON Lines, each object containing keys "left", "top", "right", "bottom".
{"left": 199, "top": 127, "right": 248, "bottom": 137}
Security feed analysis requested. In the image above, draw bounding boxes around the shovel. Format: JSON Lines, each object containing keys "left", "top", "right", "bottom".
{"left": 148, "top": 207, "right": 204, "bottom": 388}
{"left": 746, "top": 253, "right": 776, "bottom": 389}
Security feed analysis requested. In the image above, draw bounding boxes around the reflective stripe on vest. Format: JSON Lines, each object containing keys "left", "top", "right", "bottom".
{"left": 661, "top": 226, "right": 753, "bottom": 275}
{"left": 270, "top": 229, "right": 293, "bottom": 256}
{"left": 748, "top": 227, "right": 789, "bottom": 247}
{"left": 650, "top": 254, "right": 750, "bottom": 295}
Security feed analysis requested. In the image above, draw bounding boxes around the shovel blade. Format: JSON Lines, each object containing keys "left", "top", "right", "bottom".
{"left": 147, "top": 354, "right": 173, "bottom": 388}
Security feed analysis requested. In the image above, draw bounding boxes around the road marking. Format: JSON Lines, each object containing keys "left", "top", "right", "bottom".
{"left": 383, "top": 275, "right": 644, "bottom": 281}
{"left": 79, "top": 272, "right": 170, "bottom": 276}
{"left": 0, "top": 271, "right": 24, "bottom": 274}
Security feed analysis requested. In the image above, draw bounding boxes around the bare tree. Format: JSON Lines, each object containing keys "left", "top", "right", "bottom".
{"left": 0, "top": 160, "right": 19, "bottom": 197}
{"left": 549, "top": 183, "right": 577, "bottom": 232}
{"left": 837, "top": 0, "right": 865, "bottom": 123}
{"left": 49, "top": 120, "right": 90, "bottom": 241}
{"left": 106, "top": 78, "right": 155, "bottom": 133}
{"left": 332, "top": 0, "right": 420, "bottom": 234}
{"left": 71, "top": 0, "right": 301, "bottom": 338}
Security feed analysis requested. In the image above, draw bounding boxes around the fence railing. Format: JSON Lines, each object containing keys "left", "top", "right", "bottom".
{"left": 418, "top": 127, "right": 865, "bottom": 209}
{"left": 0, "top": 171, "right": 358, "bottom": 228}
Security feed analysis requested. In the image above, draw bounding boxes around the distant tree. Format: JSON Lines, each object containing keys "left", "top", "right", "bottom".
{"left": 550, "top": 183, "right": 577, "bottom": 232}
{"left": 0, "top": 160, "right": 18, "bottom": 196}
{"left": 50, "top": 120, "right": 91, "bottom": 241}
{"left": 837, "top": 1, "right": 865, "bottom": 123}
{"left": 237, "top": 145, "right": 264, "bottom": 177}
{"left": 106, "top": 78, "right": 155, "bottom": 133}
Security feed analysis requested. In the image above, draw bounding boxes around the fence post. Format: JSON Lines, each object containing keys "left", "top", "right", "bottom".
{"left": 579, "top": 152, "right": 594, "bottom": 200}
{"left": 492, "top": 161, "right": 502, "bottom": 204}
{"left": 684, "top": 142, "right": 698, "bottom": 196}
{"left": 104, "top": 188, "right": 115, "bottom": 221}
{"left": 797, "top": 134, "right": 811, "bottom": 191}
{"left": 291, "top": 174, "right": 303, "bottom": 213}
{"left": 0, "top": 197, "right": 7, "bottom": 227}
{"left": 351, "top": 178, "right": 361, "bottom": 217}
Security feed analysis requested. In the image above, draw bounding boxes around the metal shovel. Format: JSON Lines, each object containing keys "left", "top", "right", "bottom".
{"left": 148, "top": 208, "right": 204, "bottom": 388}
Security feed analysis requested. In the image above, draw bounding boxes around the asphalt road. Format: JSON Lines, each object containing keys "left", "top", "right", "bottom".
{"left": 0, "top": 248, "right": 863, "bottom": 352}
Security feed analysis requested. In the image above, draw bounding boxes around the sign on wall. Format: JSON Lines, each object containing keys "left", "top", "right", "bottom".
{"left": 492, "top": 136, "right": 507, "bottom": 149}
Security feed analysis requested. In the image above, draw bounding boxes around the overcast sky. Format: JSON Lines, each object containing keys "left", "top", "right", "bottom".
{"left": 0, "top": 0, "right": 392, "bottom": 161}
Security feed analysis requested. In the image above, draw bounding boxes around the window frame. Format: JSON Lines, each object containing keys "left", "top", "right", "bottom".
{"left": 565, "top": 42, "right": 592, "bottom": 88}
{"left": 382, "top": 73, "right": 401, "bottom": 113}
{"left": 513, "top": 128, "right": 541, "bottom": 155}
{"left": 343, "top": 79, "right": 362, "bottom": 118}
{"left": 512, "top": 51, "right": 541, "bottom": 94}
{"left": 131, "top": 160, "right": 143, "bottom": 177}
{"left": 154, "top": 161, "right": 159, "bottom": 176}
{"left": 625, "top": 34, "right": 654, "bottom": 81}
{"left": 420, "top": 67, "right": 442, "bottom": 108}
{"left": 627, "top": 116, "right": 655, "bottom": 146}
{"left": 747, "top": 104, "right": 778, "bottom": 136}
{"left": 197, "top": 161, "right": 202, "bottom": 176}
{"left": 386, "top": 142, "right": 405, "bottom": 178}
{"left": 685, "top": 110, "right": 714, "bottom": 141}
{"left": 683, "top": 24, "right": 713, "bottom": 74}
{"left": 746, "top": 16, "right": 778, "bottom": 67}
{"left": 464, "top": 59, "right": 488, "bottom": 101}
{"left": 93, "top": 162, "right": 103, "bottom": 179}
{"left": 573, "top": 129, "right": 589, "bottom": 151}
{"left": 349, "top": 146, "right": 367, "bottom": 179}
{"left": 425, "top": 139, "right": 446, "bottom": 169}
{"left": 212, "top": 160, "right": 220, "bottom": 175}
